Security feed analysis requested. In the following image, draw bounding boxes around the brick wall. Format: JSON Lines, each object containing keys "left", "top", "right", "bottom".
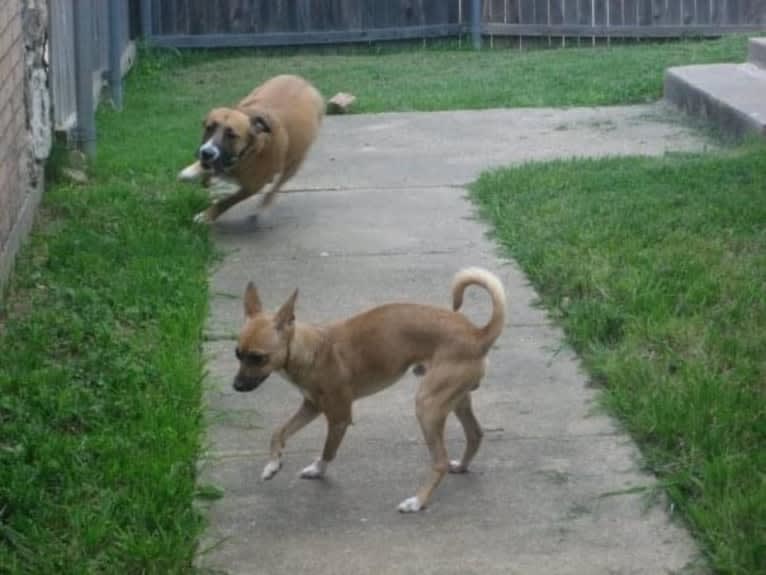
{"left": 0, "top": 0, "right": 49, "bottom": 294}
{"left": 0, "top": 0, "right": 26, "bottom": 258}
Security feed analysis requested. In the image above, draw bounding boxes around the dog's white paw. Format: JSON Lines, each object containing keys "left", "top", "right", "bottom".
{"left": 449, "top": 460, "right": 468, "bottom": 474}
{"left": 261, "top": 460, "right": 282, "bottom": 480}
{"left": 397, "top": 496, "right": 424, "bottom": 513}
{"left": 299, "top": 459, "right": 327, "bottom": 479}
{"left": 178, "top": 162, "right": 205, "bottom": 182}
{"left": 193, "top": 210, "right": 211, "bottom": 225}
{"left": 208, "top": 180, "right": 236, "bottom": 201}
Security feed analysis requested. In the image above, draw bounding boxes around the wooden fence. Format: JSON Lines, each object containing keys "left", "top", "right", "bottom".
{"left": 142, "top": 0, "right": 766, "bottom": 48}
{"left": 50, "top": 0, "right": 135, "bottom": 133}
{"left": 483, "top": 0, "right": 766, "bottom": 37}
{"left": 142, "top": 0, "right": 466, "bottom": 47}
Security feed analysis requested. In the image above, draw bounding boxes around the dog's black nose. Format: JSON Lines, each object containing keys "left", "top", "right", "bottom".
{"left": 199, "top": 146, "right": 217, "bottom": 162}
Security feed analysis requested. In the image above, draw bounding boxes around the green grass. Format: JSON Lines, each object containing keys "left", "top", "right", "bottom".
{"left": 472, "top": 144, "right": 766, "bottom": 575}
{"left": 0, "top": 35, "right": 756, "bottom": 573}
{"left": 0, "top": 65, "right": 212, "bottom": 572}
{"left": 145, "top": 35, "right": 748, "bottom": 114}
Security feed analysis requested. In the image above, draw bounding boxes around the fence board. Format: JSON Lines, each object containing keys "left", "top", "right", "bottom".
{"left": 537, "top": 0, "right": 550, "bottom": 25}
{"left": 484, "top": 21, "right": 765, "bottom": 34}
{"left": 595, "top": 0, "right": 607, "bottom": 26}
{"left": 51, "top": 0, "right": 134, "bottom": 133}
{"left": 551, "top": 0, "right": 564, "bottom": 24}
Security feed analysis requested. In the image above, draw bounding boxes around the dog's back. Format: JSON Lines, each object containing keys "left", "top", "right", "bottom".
{"left": 240, "top": 75, "right": 324, "bottom": 174}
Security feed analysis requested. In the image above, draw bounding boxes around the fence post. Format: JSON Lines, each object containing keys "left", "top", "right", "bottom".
{"left": 108, "top": 0, "right": 123, "bottom": 110}
{"left": 140, "top": 0, "right": 152, "bottom": 40}
{"left": 471, "top": 0, "right": 482, "bottom": 49}
{"left": 73, "top": 0, "right": 96, "bottom": 156}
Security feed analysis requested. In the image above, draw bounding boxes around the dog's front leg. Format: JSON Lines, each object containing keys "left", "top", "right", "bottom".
{"left": 262, "top": 399, "right": 319, "bottom": 480}
{"left": 194, "top": 187, "right": 251, "bottom": 224}
{"left": 178, "top": 160, "right": 206, "bottom": 182}
{"left": 300, "top": 405, "right": 351, "bottom": 479}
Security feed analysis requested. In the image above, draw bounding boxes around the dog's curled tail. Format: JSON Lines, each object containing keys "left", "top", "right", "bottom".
{"left": 452, "top": 267, "right": 506, "bottom": 353}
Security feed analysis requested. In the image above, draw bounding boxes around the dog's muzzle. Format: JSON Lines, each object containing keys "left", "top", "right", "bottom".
{"left": 198, "top": 142, "right": 220, "bottom": 168}
{"left": 233, "top": 373, "right": 270, "bottom": 392}
{"left": 199, "top": 141, "right": 238, "bottom": 171}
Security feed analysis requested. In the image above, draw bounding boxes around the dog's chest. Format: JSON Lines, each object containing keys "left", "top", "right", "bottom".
{"left": 280, "top": 369, "right": 320, "bottom": 403}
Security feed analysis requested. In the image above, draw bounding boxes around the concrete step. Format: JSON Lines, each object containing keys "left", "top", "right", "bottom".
{"left": 748, "top": 37, "right": 766, "bottom": 68}
{"left": 664, "top": 62, "right": 766, "bottom": 139}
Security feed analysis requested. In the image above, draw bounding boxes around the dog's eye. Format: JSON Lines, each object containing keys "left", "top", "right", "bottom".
{"left": 224, "top": 128, "right": 236, "bottom": 139}
{"left": 204, "top": 122, "right": 217, "bottom": 133}
{"left": 235, "top": 348, "right": 268, "bottom": 366}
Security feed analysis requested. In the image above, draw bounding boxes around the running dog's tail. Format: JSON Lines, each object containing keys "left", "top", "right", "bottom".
{"left": 451, "top": 267, "right": 506, "bottom": 353}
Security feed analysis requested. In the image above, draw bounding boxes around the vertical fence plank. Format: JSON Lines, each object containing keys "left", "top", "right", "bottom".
{"left": 595, "top": 0, "right": 606, "bottom": 26}
{"left": 669, "top": 0, "right": 681, "bottom": 25}
{"left": 520, "top": 0, "right": 534, "bottom": 25}
{"left": 447, "top": 0, "right": 460, "bottom": 24}
{"left": 159, "top": 0, "right": 171, "bottom": 34}
{"left": 726, "top": 0, "right": 740, "bottom": 24}
{"left": 490, "top": 0, "right": 505, "bottom": 23}
{"left": 711, "top": 0, "right": 722, "bottom": 24}
{"left": 577, "top": 0, "right": 590, "bottom": 27}
{"left": 563, "top": 0, "right": 577, "bottom": 25}
{"left": 746, "top": 0, "right": 766, "bottom": 25}
{"left": 539, "top": 0, "right": 549, "bottom": 25}
{"left": 685, "top": 0, "right": 696, "bottom": 24}
{"left": 608, "top": 0, "right": 622, "bottom": 26}
{"left": 550, "top": 0, "right": 564, "bottom": 25}
{"left": 637, "top": 0, "right": 650, "bottom": 25}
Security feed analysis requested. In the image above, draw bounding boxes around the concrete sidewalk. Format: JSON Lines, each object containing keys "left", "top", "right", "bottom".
{"left": 198, "top": 104, "right": 709, "bottom": 575}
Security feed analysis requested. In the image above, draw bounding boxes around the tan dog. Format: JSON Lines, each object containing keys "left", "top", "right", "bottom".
{"left": 233, "top": 268, "right": 506, "bottom": 513}
{"left": 178, "top": 74, "right": 324, "bottom": 223}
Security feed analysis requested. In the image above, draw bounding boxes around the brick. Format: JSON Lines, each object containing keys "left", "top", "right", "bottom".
{"left": 14, "top": 95, "right": 25, "bottom": 132}
{"left": 11, "top": 83, "right": 22, "bottom": 113}
{"left": 0, "top": 49, "right": 10, "bottom": 82}
{"left": 9, "top": 15, "right": 20, "bottom": 47}
{"left": 1, "top": 105, "right": 11, "bottom": 134}
{"left": 0, "top": 98, "right": 11, "bottom": 136}
{"left": 0, "top": 82, "right": 10, "bottom": 120}
{"left": 12, "top": 53, "right": 23, "bottom": 86}
{"left": 0, "top": 135, "right": 16, "bottom": 168}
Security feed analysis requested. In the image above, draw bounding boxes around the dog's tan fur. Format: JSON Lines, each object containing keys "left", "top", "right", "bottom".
{"left": 178, "top": 74, "right": 324, "bottom": 223}
{"left": 233, "top": 268, "right": 506, "bottom": 512}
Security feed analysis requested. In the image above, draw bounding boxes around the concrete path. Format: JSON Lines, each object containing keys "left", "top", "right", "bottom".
{"left": 665, "top": 37, "right": 766, "bottom": 139}
{"left": 198, "top": 104, "right": 709, "bottom": 575}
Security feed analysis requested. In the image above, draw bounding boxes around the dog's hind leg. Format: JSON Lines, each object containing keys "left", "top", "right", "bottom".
{"left": 449, "top": 393, "right": 483, "bottom": 474}
{"left": 300, "top": 399, "right": 351, "bottom": 479}
{"left": 256, "top": 159, "right": 302, "bottom": 212}
{"left": 262, "top": 399, "right": 320, "bottom": 480}
{"left": 399, "top": 362, "right": 486, "bottom": 513}
{"left": 398, "top": 374, "right": 453, "bottom": 513}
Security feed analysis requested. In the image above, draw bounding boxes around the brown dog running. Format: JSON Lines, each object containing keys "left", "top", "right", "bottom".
{"left": 233, "top": 267, "right": 506, "bottom": 513}
{"left": 178, "top": 74, "right": 324, "bottom": 223}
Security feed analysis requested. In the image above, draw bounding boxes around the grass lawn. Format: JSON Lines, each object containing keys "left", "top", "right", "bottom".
{"left": 0, "top": 36, "right": 755, "bottom": 573}
{"left": 157, "top": 35, "right": 747, "bottom": 113}
{"left": 472, "top": 143, "right": 766, "bottom": 575}
{"left": 0, "top": 71, "right": 212, "bottom": 574}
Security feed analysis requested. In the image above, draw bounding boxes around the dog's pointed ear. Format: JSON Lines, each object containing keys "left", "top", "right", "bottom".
{"left": 244, "top": 282, "right": 262, "bottom": 318}
{"left": 250, "top": 114, "right": 271, "bottom": 135}
{"left": 274, "top": 289, "right": 298, "bottom": 330}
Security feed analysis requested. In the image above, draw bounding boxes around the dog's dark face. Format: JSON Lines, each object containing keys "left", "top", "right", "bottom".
{"left": 233, "top": 282, "right": 297, "bottom": 392}
{"left": 198, "top": 108, "right": 271, "bottom": 173}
